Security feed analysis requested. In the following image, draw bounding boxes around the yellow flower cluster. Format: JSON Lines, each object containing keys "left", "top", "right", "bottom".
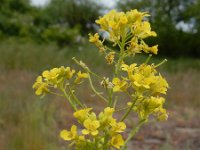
{"left": 114, "top": 63, "right": 168, "bottom": 121}
{"left": 32, "top": 66, "right": 88, "bottom": 96}
{"left": 33, "top": 9, "right": 169, "bottom": 150}
{"left": 89, "top": 9, "right": 158, "bottom": 57}
{"left": 89, "top": 33, "right": 105, "bottom": 53}
{"left": 105, "top": 52, "right": 115, "bottom": 64}
{"left": 60, "top": 107, "right": 126, "bottom": 150}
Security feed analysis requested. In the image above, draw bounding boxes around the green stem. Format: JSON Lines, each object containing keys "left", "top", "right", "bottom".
{"left": 73, "top": 57, "right": 109, "bottom": 103}
{"left": 103, "top": 132, "right": 109, "bottom": 150}
{"left": 120, "top": 120, "right": 146, "bottom": 150}
{"left": 48, "top": 91, "right": 64, "bottom": 97}
{"left": 113, "top": 96, "right": 118, "bottom": 108}
{"left": 115, "top": 106, "right": 130, "bottom": 112}
{"left": 154, "top": 59, "right": 167, "bottom": 68}
{"left": 120, "top": 96, "right": 137, "bottom": 121}
{"left": 125, "top": 32, "right": 133, "bottom": 42}
{"left": 67, "top": 85, "right": 84, "bottom": 108}
{"left": 107, "top": 88, "right": 113, "bottom": 107}
{"left": 88, "top": 73, "right": 108, "bottom": 103}
{"left": 120, "top": 101, "right": 134, "bottom": 122}
{"left": 62, "top": 88, "right": 77, "bottom": 111}
{"left": 144, "top": 54, "right": 152, "bottom": 64}
{"left": 72, "top": 57, "right": 102, "bottom": 79}
{"left": 115, "top": 53, "right": 125, "bottom": 77}
{"left": 114, "top": 34, "right": 126, "bottom": 77}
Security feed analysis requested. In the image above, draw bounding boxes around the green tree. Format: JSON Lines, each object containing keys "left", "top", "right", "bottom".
{"left": 43, "top": 0, "right": 103, "bottom": 35}
{"left": 117, "top": 0, "right": 200, "bottom": 57}
{"left": 0, "top": 0, "right": 36, "bottom": 37}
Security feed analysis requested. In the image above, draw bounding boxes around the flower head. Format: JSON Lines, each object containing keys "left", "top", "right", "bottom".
{"left": 89, "top": 33, "right": 105, "bottom": 53}
{"left": 99, "top": 107, "right": 115, "bottom": 126}
{"left": 110, "top": 120, "right": 126, "bottom": 133}
{"left": 65, "top": 67, "right": 76, "bottom": 80}
{"left": 32, "top": 76, "right": 49, "bottom": 95}
{"left": 74, "top": 71, "right": 88, "bottom": 84}
{"left": 73, "top": 108, "right": 92, "bottom": 123}
{"left": 112, "top": 78, "right": 128, "bottom": 92}
{"left": 82, "top": 118, "right": 100, "bottom": 136}
{"left": 60, "top": 125, "right": 77, "bottom": 141}
{"left": 105, "top": 52, "right": 115, "bottom": 64}
{"left": 89, "top": 33, "right": 100, "bottom": 43}
{"left": 110, "top": 134, "right": 125, "bottom": 149}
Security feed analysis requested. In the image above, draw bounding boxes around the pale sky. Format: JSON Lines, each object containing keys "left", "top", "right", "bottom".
{"left": 31, "top": 0, "right": 115, "bottom": 7}
{"left": 31, "top": 0, "right": 49, "bottom": 6}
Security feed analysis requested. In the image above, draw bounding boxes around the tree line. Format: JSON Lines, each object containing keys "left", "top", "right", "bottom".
{"left": 0, "top": 0, "right": 102, "bottom": 46}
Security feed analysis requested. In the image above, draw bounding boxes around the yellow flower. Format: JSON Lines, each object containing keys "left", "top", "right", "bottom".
{"left": 131, "top": 73, "right": 152, "bottom": 89}
{"left": 129, "top": 64, "right": 160, "bottom": 91}
{"left": 145, "top": 96, "right": 165, "bottom": 112}
{"left": 40, "top": 67, "right": 76, "bottom": 88}
{"left": 133, "top": 96, "right": 167, "bottom": 120}
{"left": 82, "top": 118, "right": 100, "bottom": 136}
{"left": 32, "top": 76, "right": 49, "bottom": 95}
{"left": 150, "top": 45, "right": 158, "bottom": 55}
{"left": 89, "top": 33, "right": 105, "bottom": 53}
{"left": 95, "top": 9, "right": 158, "bottom": 56}
{"left": 42, "top": 68, "right": 61, "bottom": 87}
{"left": 110, "top": 134, "right": 125, "bottom": 149}
{"left": 96, "top": 10, "right": 117, "bottom": 30}
{"left": 95, "top": 10, "right": 127, "bottom": 43}
{"left": 139, "top": 64, "right": 156, "bottom": 77}
{"left": 157, "top": 108, "right": 168, "bottom": 121}
{"left": 99, "top": 107, "right": 115, "bottom": 126}
{"left": 142, "top": 21, "right": 157, "bottom": 37}
{"left": 60, "top": 125, "right": 77, "bottom": 141}
{"left": 103, "top": 107, "right": 115, "bottom": 116}
{"left": 150, "top": 75, "right": 169, "bottom": 94}
{"left": 89, "top": 33, "right": 100, "bottom": 43}
{"left": 126, "top": 9, "right": 149, "bottom": 23}
{"left": 112, "top": 78, "right": 128, "bottom": 92}
{"left": 110, "top": 120, "right": 126, "bottom": 133}
{"left": 109, "top": 20, "right": 119, "bottom": 30}
{"left": 42, "top": 68, "right": 59, "bottom": 80}
{"left": 73, "top": 108, "right": 92, "bottom": 123}
{"left": 132, "top": 21, "right": 157, "bottom": 39}
{"left": 142, "top": 42, "right": 158, "bottom": 55}
{"left": 128, "top": 38, "right": 141, "bottom": 54}
{"left": 65, "top": 67, "right": 75, "bottom": 79}
{"left": 105, "top": 52, "right": 115, "bottom": 64}
{"left": 74, "top": 71, "right": 88, "bottom": 84}
{"left": 120, "top": 15, "right": 128, "bottom": 24}
{"left": 121, "top": 63, "right": 137, "bottom": 77}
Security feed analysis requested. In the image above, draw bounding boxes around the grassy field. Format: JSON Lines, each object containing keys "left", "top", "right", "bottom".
{"left": 0, "top": 39, "right": 200, "bottom": 150}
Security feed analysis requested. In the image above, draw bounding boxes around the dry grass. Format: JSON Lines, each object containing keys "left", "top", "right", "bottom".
{"left": 166, "top": 69, "right": 200, "bottom": 107}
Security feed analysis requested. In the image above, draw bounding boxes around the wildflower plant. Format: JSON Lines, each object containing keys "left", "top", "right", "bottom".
{"left": 33, "top": 9, "right": 169, "bottom": 150}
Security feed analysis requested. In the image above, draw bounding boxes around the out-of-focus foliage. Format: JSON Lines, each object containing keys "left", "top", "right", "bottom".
{"left": 0, "top": 0, "right": 34, "bottom": 38}
{"left": 43, "top": 0, "right": 103, "bottom": 35}
{"left": 117, "top": 0, "right": 200, "bottom": 58}
{"left": 0, "top": 0, "right": 103, "bottom": 46}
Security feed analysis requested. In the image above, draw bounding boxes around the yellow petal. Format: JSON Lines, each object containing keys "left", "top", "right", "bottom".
{"left": 60, "top": 130, "right": 71, "bottom": 141}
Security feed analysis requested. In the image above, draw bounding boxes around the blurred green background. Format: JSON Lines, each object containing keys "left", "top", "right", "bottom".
{"left": 0, "top": 0, "right": 199, "bottom": 149}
